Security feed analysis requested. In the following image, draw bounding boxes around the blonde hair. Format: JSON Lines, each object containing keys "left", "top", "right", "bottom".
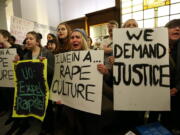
{"left": 108, "top": 20, "right": 119, "bottom": 27}
{"left": 122, "top": 19, "right": 138, "bottom": 28}
{"left": 70, "top": 31, "right": 89, "bottom": 51}
{"left": 80, "top": 33, "right": 89, "bottom": 50}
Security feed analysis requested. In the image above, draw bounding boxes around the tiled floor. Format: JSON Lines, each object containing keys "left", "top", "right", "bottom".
{"left": 0, "top": 111, "right": 139, "bottom": 135}
{"left": 0, "top": 112, "right": 128, "bottom": 135}
{"left": 0, "top": 112, "right": 42, "bottom": 135}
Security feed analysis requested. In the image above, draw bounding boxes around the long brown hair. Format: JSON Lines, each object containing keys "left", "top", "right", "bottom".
{"left": 27, "top": 31, "right": 42, "bottom": 47}
{"left": 57, "top": 23, "right": 72, "bottom": 52}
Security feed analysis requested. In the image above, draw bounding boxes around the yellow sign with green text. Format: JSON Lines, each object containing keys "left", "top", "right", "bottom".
{"left": 12, "top": 59, "right": 49, "bottom": 121}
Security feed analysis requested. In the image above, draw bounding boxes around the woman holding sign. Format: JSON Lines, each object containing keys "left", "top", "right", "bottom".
{"left": 61, "top": 28, "right": 90, "bottom": 135}
{"left": 53, "top": 23, "right": 73, "bottom": 135}
{"left": 160, "top": 19, "right": 180, "bottom": 133}
{"left": 23, "top": 31, "right": 54, "bottom": 79}
{"left": 24, "top": 31, "right": 55, "bottom": 135}
{"left": 70, "top": 29, "right": 89, "bottom": 50}
{"left": 12, "top": 31, "right": 55, "bottom": 135}
{"left": 0, "top": 30, "right": 24, "bottom": 135}
{"left": 67, "top": 28, "right": 112, "bottom": 135}
{"left": 99, "top": 20, "right": 145, "bottom": 133}
{"left": 0, "top": 30, "right": 19, "bottom": 116}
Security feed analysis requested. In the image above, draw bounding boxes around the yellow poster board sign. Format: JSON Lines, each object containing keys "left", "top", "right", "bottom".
{"left": 12, "top": 59, "right": 49, "bottom": 121}
{"left": 144, "top": 0, "right": 170, "bottom": 10}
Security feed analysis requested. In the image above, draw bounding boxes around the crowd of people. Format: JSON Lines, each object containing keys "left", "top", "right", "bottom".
{"left": 0, "top": 18, "right": 180, "bottom": 135}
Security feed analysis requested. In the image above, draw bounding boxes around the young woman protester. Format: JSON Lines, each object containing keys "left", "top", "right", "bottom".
{"left": 67, "top": 28, "right": 97, "bottom": 135}
{"left": 101, "top": 19, "right": 144, "bottom": 133}
{"left": 49, "top": 23, "right": 72, "bottom": 134}
{"left": 160, "top": 19, "right": 180, "bottom": 134}
{"left": 46, "top": 39, "right": 59, "bottom": 54}
{"left": 56, "top": 22, "right": 72, "bottom": 53}
{"left": 12, "top": 31, "right": 54, "bottom": 135}
{"left": 45, "top": 33, "right": 57, "bottom": 49}
{"left": 0, "top": 30, "right": 25, "bottom": 135}
{"left": 47, "top": 33, "right": 57, "bottom": 42}
{"left": 122, "top": 19, "right": 138, "bottom": 28}
{"left": 66, "top": 28, "right": 113, "bottom": 135}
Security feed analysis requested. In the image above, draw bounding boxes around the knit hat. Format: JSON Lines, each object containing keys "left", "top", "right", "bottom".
{"left": 73, "top": 28, "right": 88, "bottom": 41}
{"left": 165, "top": 19, "right": 180, "bottom": 28}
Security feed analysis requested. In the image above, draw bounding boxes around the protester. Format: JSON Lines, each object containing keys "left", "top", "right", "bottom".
{"left": 68, "top": 28, "right": 101, "bottom": 135}
{"left": 122, "top": 19, "right": 144, "bottom": 128}
{"left": 9, "top": 35, "right": 16, "bottom": 44}
{"left": 108, "top": 18, "right": 138, "bottom": 67}
{"left": 46, "top": 39, "right": 59, "bottom": 54}
{"left": 147, "top": 19, "right": 180, "bottom": 128}
{"left": 100, "top": 19, "right": 144, "bottom": 132}
{"left": 56, "top": 22, "right": 72, "bottom": 52}
{"left": 47, "top": 33, "right": 57, "bottom": 41}
{"left": 22, "top": 31, "right": 54, "bottom": 78}
{"left": 51, "top": 23, "right": 72, "bottom": 134}
{"left": 37, "top": 32, "right": 43, "bottom": 42}
{"left": 45, "top": 33, "right": 57, "bottom": 48}
{"left": 0, "top": 30, "right": 23, "bottom": 113}
{"left": 91, "top": 21, "right": 118, "bottom": 134}
{"left": 0, "top": 30, "right": 15, "bottom": 116}
{"left": 122, "top": 19, "right": 138, "bottom": 28}
{"left": 70, "top": 29, "right": 89, "bottom": 50}
{"left": 11, "top": 31, "right": 54, "bottom": 135}
{"left": 101, "top": 20, "right": 119, "bottom": 69}
{"left": 160, "top": 19, "right": 180, "bottom": 134}
{"left": 0, "top": 29, "right": 25, "bottom": 135}
{"left": 23, "top": 31, "right": 54, "bottom": 135}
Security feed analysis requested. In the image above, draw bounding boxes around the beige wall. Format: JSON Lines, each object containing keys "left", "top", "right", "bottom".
{"left": 0, "top": 0, "right": 7, "bottom": 29}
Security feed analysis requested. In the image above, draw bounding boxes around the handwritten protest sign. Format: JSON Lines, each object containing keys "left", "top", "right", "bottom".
{"left": 10, "top": 16, "right": 34, "bottom": 44}
{"left": 13, "top": 59, "right": 49, "bottom": 121}
{"left": 113, "top": 28, "right": 170, "bottom": 111}
{"left": 0, "top": 48, "right": 17, "bottom": 87}
{"left": 10, "top": 16, "right": 56, "bottom": 46}
{"left": 50, "top": 50, "right": 103, "bottom": 115}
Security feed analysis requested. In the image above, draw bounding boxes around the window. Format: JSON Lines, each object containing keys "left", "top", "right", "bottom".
{"left": 121, "top": 0, "right": 180, "bottom": 28}
{"left": 89, "top": 23, "right": 108, "bottom": 45}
